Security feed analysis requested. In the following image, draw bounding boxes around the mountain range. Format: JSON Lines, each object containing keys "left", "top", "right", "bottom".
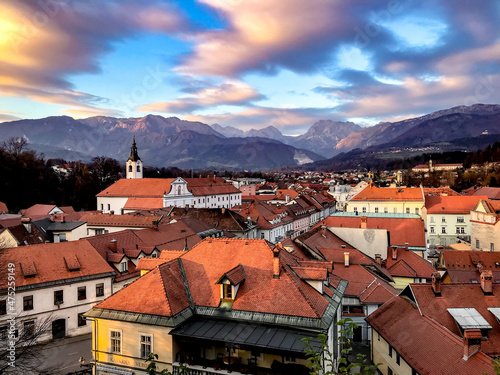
{"left": 0, "top": 103, "right": 499, "bottom": 171}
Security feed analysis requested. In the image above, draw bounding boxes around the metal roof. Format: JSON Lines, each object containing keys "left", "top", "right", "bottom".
{"left": 447, "top": 308, "right": 492, "bottom": 330}
{"left": 487, "top": 307, "right": 500, "bottom": 322}
{"left": 170, "top": 317, "right": 322, "bottom": 353}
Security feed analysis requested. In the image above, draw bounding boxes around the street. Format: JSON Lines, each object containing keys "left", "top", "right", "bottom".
{"left": 36, "top": 334, "right": 92, "bottom": 375}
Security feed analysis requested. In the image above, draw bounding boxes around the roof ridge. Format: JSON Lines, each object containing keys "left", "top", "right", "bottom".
{"left": 358, "top": 278, "right": 377, "bottom": 298}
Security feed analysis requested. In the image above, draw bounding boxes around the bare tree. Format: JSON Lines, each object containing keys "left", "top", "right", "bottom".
{"left": 1, "top": 137, "right": 30, "bottom": 159}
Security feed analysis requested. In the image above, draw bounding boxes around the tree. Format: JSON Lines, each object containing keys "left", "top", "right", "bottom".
{"left": 1, "top": 137, "right": 29, "bottom": 159}
{"left": 145, "top": 353, "right": 188, "bottom": 375}
{"left": 303, "top": 318, "right": 379, "bottom": 375}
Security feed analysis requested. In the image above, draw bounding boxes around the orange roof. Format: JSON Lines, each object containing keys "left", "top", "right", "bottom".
{"left": 81, "top": 212, "right": 161, "bottom": 227}
{"left": 425, "top": 195, "right": 488, "bottom": 214}
{"left": 276, "top": 189, "right": 299, "bottom": 199}
{"left": 385, "top": 248, "right": 435, "bottom": 278}
{"left": 0, "top": 201, "right": 8, "bottom": 212}
{"left": 351, "top": 186, "right": 424, "bottom": 201}
{"left": 366, "top": 296, "right": 495, "bottom": 374}
{"left": 318, "top": 216, "right": 426, "bottom": 248}
{"left": 97, "top": 178, "right": 174, "bottom": 197}
{"left": 123, "top": 197, "right": 164, "bottom": 210}
{"left": 423, "top": 187, "right": 460, "bottom": 196}
{"left": 469, "top": 187, "right": 500, "bottom": 200}
{"left": 0, "top": 241, "right": 115, "bottom": 289}
{"left": 96, "top": 238, "right": 339, "bottom": 319}
{"left": 441, "top": 250, "right": 500, "bottom": 270}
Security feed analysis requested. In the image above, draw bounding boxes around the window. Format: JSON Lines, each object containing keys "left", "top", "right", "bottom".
{"left": 59, "top": 233, "right": 66, "bottom": 242}
{"left": 491, "top": 243, "right": 495, "bottom": 252}
{"left": 77, "top": 286, "right": 86, "bottom": 301}
{"left": 384, "top": 207, "right": 388, "bottom": 213}
{"left": 222, "top": 284, "right": 232, "bottom": 300}
{"left": 396, "top": 353, "right": 401, "bottom": 365}
{"left": 377, "top": 332, "right": 380, "bottom": 341}
{"left": 78, "top": 313, "right": 86, "bottom": 327}
{"left": 100, "top": 203, "right": 103, "bottom": 210}
{"left": 441, "top": 227, "right": 446, "bottom": 234}
{"left": 23, "top": 296, "right": 33, "bottom": 311}
{"left": 415, "top": 208, "right": 419, "bottom": 215}
{"left": 107, "top": 204, "right": 110, "bottom": 210}
{"left": 260, "top": 233, "right": 265, "bottom": 239}
{"left": 54, "top": 290, "right": 63, "bottom": 305}
{"left": 441, "top": 217, "right": 446, "bottom": 223}
{"left": 353, "top": 207, "right": 358, "bottom": 213}
{"left": 0, "top": 300, "right": 6, "bottom": 315}
{"left": 388, "top": 369, "right": 393, "bottom": 375}
{"left": 362, "top": 207, "right": 366, "bottom": 213}
{"left": 457, "top": 216, "right": 464, "bottom": 223}
{"left": 110, "top": 330, "right": 121, "bottom": 353}
{"left": 140, "top": 334, "right": 153, "bottom": 358}
{"left": 23, "top": 320, "right": 35, "bottom": 338}
{"left": 128, "top": 165, "right": 132, "bottom": 172}
{"left": 96, "top": 283, "right": 104, "bottom": 297}
{"left": 430, "top": 226, "right": 435, "bottom": 234}
{"left": 137, "top": 165, "right": 141, "bottom": 172}
{"left": 430, "top": 217, "right": 435, "bottom": 223}
{"left": 476, "top": 239, "right": 480, "bottom": 249}
{"left": 120, "top": 262, "right": 128, "bottom": 273}
{"left": 406, "top": 208, "right": 410, "bottom": 214}
{"left": 374, "top": 207, "right": 379, "bottom": 213}
{"left": 388, "top": 345, "right": 393, "bottom": 357}
{"left": 456, "top": 227, "right": 461, "bottom": 234}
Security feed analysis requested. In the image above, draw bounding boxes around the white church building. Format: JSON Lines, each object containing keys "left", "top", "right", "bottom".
{"left": 97, "top": 139, "right": 242, "bottom": 214}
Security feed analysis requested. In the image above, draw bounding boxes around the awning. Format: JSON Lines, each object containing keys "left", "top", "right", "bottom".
{"left": 170, "top": 318, "right": 322, "bottom": 354}
{"left": 96, "top": 364, "right": 134, "bottom": 375}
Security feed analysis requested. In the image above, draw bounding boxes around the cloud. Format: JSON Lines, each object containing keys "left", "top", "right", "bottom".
{"left": 0, "top": 111, "right": 21, "bottom": 122}
{"left": 137, "top": 81, "right": 265, "bottom": 113}
{"left": 0, "top": 0, "right": 188, "bottom": 113}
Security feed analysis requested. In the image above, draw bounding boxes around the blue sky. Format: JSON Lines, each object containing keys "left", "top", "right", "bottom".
{"left": 1, "top": 0, "right": 499, "bottom": 135}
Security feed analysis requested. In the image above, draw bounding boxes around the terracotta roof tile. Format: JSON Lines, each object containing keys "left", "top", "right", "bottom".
{"left": 97, "top": 178, "right": 174, "bottom": 197}
{"left": 366, "top": 296, "right": 495, "bottom": 374}
{"left": 351, "top": 186, "right": 424, "bottom": 201}
{"left": 82, "top": 212, "right": 161, "bottom": 228}
{"left": 217, "top": 264, "right": 246, "bottom": 285}
{"left": 0, "top": 241, "right": 115, "bottom": 289}
{"left": 318, "top": 216, "right": 426, "bottom": 248}
{"left": 123, "top": 197, "right": 164, "bottom": 210}
{"left": 387, "top": 259, "right": 417, "bottom": 277}
{"left": 385, "top": 248, "right": 435, "bottom": 278}
{"left": 291, "top": 266, "right": 328, "bottom": 281}
{"left": 425, "top": 195, "right": 488, "bottom": 214}
{"left": 358, "top": 280, "right": 397, "bottom": 304}
{"left": 470, "top": 187, "right": 500, "bottom": 200}
{"left": 0, "top": 201, "right": 8, "bottom": 212}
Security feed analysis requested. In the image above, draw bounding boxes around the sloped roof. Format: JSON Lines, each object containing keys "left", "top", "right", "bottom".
{"left": 0, "top": 201, "right": 8, "bottom": 213}
{"left": 318, "top": 216, "right": 426, "bottom": 248}
{"left": 97, "top": 178, "right": 174, "bottom": 197}
{"left": 0, "top": 241, "right": 115, "bottom": 289}
{"left": 165, "top": 207, "right": 256, "bottom": 232}
{"left": 410, "top": 283, "right": 500, "bottom": 356}
{"left": 385, "top": 248, "right": 435, "bottom": 278}
{"left": 442, "top": 250, "right": 500, "bottom": 270}
{"left": 366, "top": 296, "right": 495, "bottom": 374}
{"left": 423, "top": 187, "right": 460, "bottom": 196}
{"left": 81, "top": 212, "right": 161, "bottom": 228}
{"left": 295, "top": 226, "right": 353, "bottom": 259}
{"left": 358, "top": 280, "right": 397, "bottom": 304}
{"left": 291, "top": 266, "right": 328, "bottom": 281}
{"left": 425, "top": 195, "right": 488, "bottom": 214}
{"left": 216, "top": 264, "right": 246, "bottom": 285}
{"left": 22, "top": 204, "right": 58, "bottom": 218}
{"left": 351, "top": 186, "right": 424, "bottom": 201}
{"left": 469, "top": 187, "right": 500, "bottom": 200}
{"left": 123, "top": 197, "right": 164, "bottom": 210}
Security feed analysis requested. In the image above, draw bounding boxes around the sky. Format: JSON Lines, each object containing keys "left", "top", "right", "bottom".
{"left": 0, "top": 0, "right": 499, "bottom": 135}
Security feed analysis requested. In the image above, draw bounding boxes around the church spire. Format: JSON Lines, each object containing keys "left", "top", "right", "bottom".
{"left": 128, "top": 136, "right": 141, "bottom": 162}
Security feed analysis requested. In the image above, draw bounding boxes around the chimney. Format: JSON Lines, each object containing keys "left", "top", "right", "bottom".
{"left": 361, "top": 216, "right": 367, "bottom": 229}
{"left": 221, "top": 207, "right": 225, "bottom": 214}
{"left": 21, "top": 217, "right": 32, "bottom": 233}
{"left": 213, "top": 175, "right": 216, "bottom": 182}
{"left": 463, "top": 329, "right": 482, "bottom": 360}
{"left": 344, "top": 252, "right": 350, "bottom": 267}
{"left": 481, "top": 270, "right": 493, "bottom": 294}
{"left": 405, "top": 242, "right": 409, "bottom": 251}
{"left": 375, "top": 254, "right": 382, "bottom": 264}
{"left": 110, "top": 210, "right": 114, "bottom": 215}
{"left": 273, "top": 247, "right": 280, "bottom": 279}
{"left": 432, "top": 272, "right": 442, "bottom": 295}
{"left": 109, "top": 239, "right": 117, "bottom": 252}
{"left": 391, "top": 246, "right": 398, "bottom": 260}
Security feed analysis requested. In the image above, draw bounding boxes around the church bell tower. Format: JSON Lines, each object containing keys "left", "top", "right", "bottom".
{"left": 126, "top": 136, "right": 143, "bottom": 179}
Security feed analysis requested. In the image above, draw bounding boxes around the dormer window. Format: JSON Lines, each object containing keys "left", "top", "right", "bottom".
{"left": 222, "top": 284, "right": 233, "bottom": 300}
{"left": 216, "top": 264, "right": 246, "bottom": 306}
{"left": 120, "top": 261, "right": 128, "bottom": 273}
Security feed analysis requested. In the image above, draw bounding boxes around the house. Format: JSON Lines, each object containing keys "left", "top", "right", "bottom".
{"left": 0, "top": 241, "right": 115, "bottom": 344}
{"left": 84, "top": 221, "right": 203, "bottom": 290}
{"left": 412, "top": 159, "right": 463, "bottom": 173}
{"left": 466, "top": 186, "right": 500, "bottom": 200}
{"left": 384, "top": 246, "right": 435, "bottom": 289}
{"left": 347, "top": 185, "right": 425, "bottom": 216}
{"left": 0, "top": 218, "right": 46, "bottom": 247}
{"left": 422, "top": 195, "right": 488, "bottom": 247}
{"left": 84, "top": 238, "right": 347, "bottom": 375}
{"left": 81, "top": 212, "right": 164, "bottom": 236}
{"left": 20, "top": 204, "right": 76, "bottom": 220}
{"left": 470, "top": 199, "right": 500, "bottom": 251}
{"left": 97, "top": 177, "right": 242, "bottom": 215}
{"left": 438, "top": 250, "right": 500, "bottom": 283}
{"left": 232, "top": 201, "right": 293, "bottom": 243}
{"left": 366, "top": 282, "right": 496, "bottom": 374}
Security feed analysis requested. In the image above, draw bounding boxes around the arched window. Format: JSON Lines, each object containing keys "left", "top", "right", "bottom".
{"left": 137, "top": 165, "right": 141, "bottom": 172}
{"left": 128, "top": 165, "right": 132, "bottom": 172}
{"left": 177, "top": 186, "right": 182, "bottom": 195}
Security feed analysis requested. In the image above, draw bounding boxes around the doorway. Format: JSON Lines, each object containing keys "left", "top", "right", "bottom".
{"left": 52, "top": 319, "right": 65, "bottom": 340}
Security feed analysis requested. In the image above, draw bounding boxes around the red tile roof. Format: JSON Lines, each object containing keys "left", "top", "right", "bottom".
{"left": 385, "top": 248, "right": 435, "bottom": 278}
{"left": 0, "top": 241, "right": 115, "bottom": 289}
{"left": 291, "top": 266, "right": 328, "bottom": 281}
{"left": 442, "top": 250, "right": 500, "bottom": 270}
{"left": 81, "top": 212, "right": 161, "bottom": 227}
{"left": 183, "top": 177, "right": 241, "bottom": 196}
{"left": 123, "top": 197, "right": 164, "bottom": 210}
{"left": 295, "top": 226, "right": 353, "bottom": 259}
{"left": 22, "top": 204, "right": 58, "bottom": 218}
{"left": 97, "top": 178, "right": 174, "bottom": 197}
{"left": 318, "top": 216, "right": 426, "bottom": 248}
{"left": 232, "top": 201, "right": 292, "bottom": 229}
{"left": 276, "top": 189, "right": 299, "bottom": 199}
{"left": 358, "top": 280, "right": 396, "bottom": 304}
{"left": 96, "top": 238, "right": 339, "bottom": 319}
{"left": 217, "top": 264, "right": 246, "bottom": 285}
{"left": 366, "top": 295, "right": 495, "bottom": 374}
{"left": 425, "top": 195, "right": 488, "bottom": 214}
{"left": 423, "top": 187, "right": 460, "bottom": 196}
{"left": 469, "top": 187, "right": 500, "bottom": 200}
{"left": 0, "top": 201, "right": 7, "bottom": 213}
{"left": 350, "top": 186, "right": 424, "bottom": 202}
{"left": 410, "top": 283, "right": 500, "bottom": 356}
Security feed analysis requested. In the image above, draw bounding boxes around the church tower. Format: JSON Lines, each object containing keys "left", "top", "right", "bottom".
{"left": 126, "top": 137, "right": 143, "bottom": 179}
